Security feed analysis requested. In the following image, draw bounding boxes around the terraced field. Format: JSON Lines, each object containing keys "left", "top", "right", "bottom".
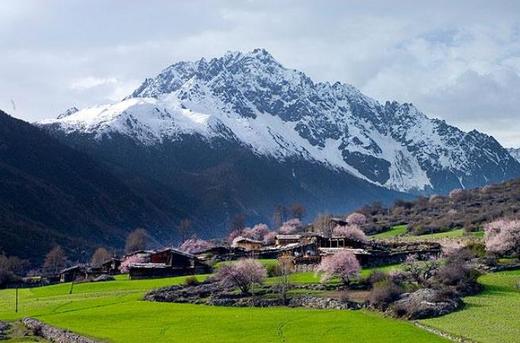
{"left": 0, "top": 274, "right": 445, "bottom": 342}
{"left": 422, "top": 270, "right": 520, "bottom": 343}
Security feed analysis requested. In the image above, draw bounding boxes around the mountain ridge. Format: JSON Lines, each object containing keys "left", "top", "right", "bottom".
{"left": 0, "top": 110, "right": 186, "bottom": 262}
{"left": 40, "top": 48, "right": 520, "bottom": 194}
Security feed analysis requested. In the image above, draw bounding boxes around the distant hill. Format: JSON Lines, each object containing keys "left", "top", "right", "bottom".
{"left": 361, "top": 178, "right": 520, "bottom": 235}
{"left": 0, "top": 110, "right": 182, "bottom": 263}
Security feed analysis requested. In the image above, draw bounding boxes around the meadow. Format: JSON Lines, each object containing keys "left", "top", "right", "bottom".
{"left": 371, "top": 225, "right": 484, "bottom": 241}
{"left": 0, "top": 273, "right": 446, "bottom": 342}
{"left": 422, "top": 270, "right": 520, "bottom": 343}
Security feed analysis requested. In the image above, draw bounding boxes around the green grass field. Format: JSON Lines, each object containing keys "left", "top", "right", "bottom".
{"left": 0, "top": 273, "right": 447, "bottom": 342}
{"left": 371, "top": 225, "right": 408, "bottom": 239}
{"left": 373, "top": 226, "right": 484, "bottom": 241}
{"left": 421, "top": 270, "right": 520, "bottom": 343}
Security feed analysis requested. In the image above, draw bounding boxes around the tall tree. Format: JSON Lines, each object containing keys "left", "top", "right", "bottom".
{"left": 230, "top": 213, "right": 246, "bottom": 232}
{"left": 272, "top": 205, "right": 287, "bottom": 229}
{"left": 125, "top": 228, "right": 148, "bottom": 254}
{"left": 91, "top": 247, "right": 112, "bottom": 267}
{"left": 290, "top": 203, "right": 306, "bottom": 220}
{"left": 313, "top": 213, "right": 333, "bottom": 237}
{"left": 43, "top": 246, "right": 67, "bottom": 275}
{"left": 177, "top": 219, "right": 193, "bottom": 243}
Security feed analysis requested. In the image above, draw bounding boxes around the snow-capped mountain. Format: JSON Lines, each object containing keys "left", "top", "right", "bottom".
{"left": 509, "top": 148, "right": 520, "bottom": 162}
{"left": 40, "top": 48, "right": 520, "bottom": 195}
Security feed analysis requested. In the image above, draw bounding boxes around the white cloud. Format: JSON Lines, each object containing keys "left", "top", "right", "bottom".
{"left": 0, "top": 0, "right": 519, "bottom": 146}
{"left": 70, "top": 77, "right": 118, "bottom": 90}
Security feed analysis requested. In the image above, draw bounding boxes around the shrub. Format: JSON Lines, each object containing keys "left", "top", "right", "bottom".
{"left": 316, "top": 250, "right": 360, "bottom": 285}
{"left": 368, "top": 279, "right": 403, "bottom": 310}
{"left": 184, "top": 276, "right": 200, "bottom": 286}
{"left": 367, "top": 271, "right": 388, "bottom": 285}
{"left": 431, "top": 257, "right": 481, "bottom": 296}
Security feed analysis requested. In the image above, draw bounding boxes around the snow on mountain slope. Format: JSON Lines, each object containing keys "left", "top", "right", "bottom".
{"left": 509, "top": 148, "right": 520, "bottom": 162}
{"left": 39, "top": 49, "right": 520, "bottom": 193}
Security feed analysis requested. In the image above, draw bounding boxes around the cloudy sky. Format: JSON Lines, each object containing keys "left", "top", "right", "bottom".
{"left": 1, "top": 0, "right": 520, "bottom": 147}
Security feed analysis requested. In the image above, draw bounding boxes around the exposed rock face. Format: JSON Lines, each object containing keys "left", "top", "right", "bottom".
{"left": 391, "top": 288, "right": 463, "bottom": 319}
{"left": 23, "top": 317, "right": 99, "bottom": 343}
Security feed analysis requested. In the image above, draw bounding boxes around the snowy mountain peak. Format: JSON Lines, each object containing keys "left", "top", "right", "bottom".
{"left": 57, "top": 106, "right": 79, "bottom": 119}
{"left": 39, "top": 49, "right": 520, "bottom": 194}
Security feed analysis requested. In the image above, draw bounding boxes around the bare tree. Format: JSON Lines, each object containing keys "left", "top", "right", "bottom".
{"left": 272, "top": 205, "right": 287, "bottom": 229}
{"left": 274, "top": 255, "right": 294, "bottom": 304}
{"left": 91, "top": 247, "right": 112, "bottom": 267}
{"left": 290, "top": 203, "right": 306, "bottom": 220}
{"left": 43, "top": 246, "right": 67, "bottom": 275}
{"left": 313, "top": 213, "right": 333, "bottom": 236}
{"left": 125, "top": 228, "right": 148, "bottom": 254}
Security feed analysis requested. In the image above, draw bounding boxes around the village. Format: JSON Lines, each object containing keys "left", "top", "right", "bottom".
{"left": 51, "top": 214, "right": 441, "bottom": 284}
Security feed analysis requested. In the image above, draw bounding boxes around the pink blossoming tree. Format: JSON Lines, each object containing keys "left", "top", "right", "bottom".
{"left": 179, "top": 238, "right": 215, "bottom": 254}
{"left": 346, "top": 212, "right": 367, "bottom": 226}
{"left": 484, "top": 219, "right": 520, "bottom": 257}
{"left": 332, "top": 224, "right": 367, "bottom": 242}
{"left": 242, "top": 224, "right": 270, "bottom": 241}
{"left": 278, "top": 218, "right": 302, "bottom": 234}
{"left": 227, "top": 229, "right": 244, "bottom": 243}
{"left": 215, "top": 259, "right": 267, "bottom": 294}
{"left": 119, "top": 253, "right": 148, "bottom": 273}
{"left": 263, "top": 231, "right": 277, "bottom": 245}
{"left": 316, "top": 250, "right": 361, "bottom": 285}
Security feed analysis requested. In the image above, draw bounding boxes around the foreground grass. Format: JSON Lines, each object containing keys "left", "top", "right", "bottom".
{"left": 0, "top": 274, "right": 446, "bottom": 342}
{"left": 422, "top": 270, "right": 520, "bottom": 343}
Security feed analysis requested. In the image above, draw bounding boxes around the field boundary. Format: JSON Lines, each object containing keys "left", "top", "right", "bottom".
{"left": 413, "top": 321, "right": 476, "bottom": 343}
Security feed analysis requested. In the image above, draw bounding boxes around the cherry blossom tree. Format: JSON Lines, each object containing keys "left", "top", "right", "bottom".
{"left": 263, "top": 231, "right": 277, "bottom": 245}
{"left": 484, "top": 219, "right": 520, "bottom": 257}
{"left": 332, "top": 225, "right": 367, "bottom": 242}
{"left": 215, "top": 259, "right": 267, "bottom": 294}
{"left": 119, "top": 253, "right": 148, "bottom": 273}
{"left": 227, "top": 229, "right": 244, "bottom": 243}
{"left": 246, "top": 224, "right": 270, "bottom": 240}
{"left": 278, "top": 218, "right": 302, "bottom": 234}
{"left": 316, "top": 250, "right": 361, "bottom": 285}
{"left": 179, "top": 238, "right": 215, "bottom": 254}
{"left": 346, "top": 212, "right": 367, "bottom": 226}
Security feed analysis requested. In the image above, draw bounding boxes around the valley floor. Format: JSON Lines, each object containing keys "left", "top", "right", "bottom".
{"left": 0, "top": 269, "right": 518, "bottom": 342}
{"left": 0, "top": 274, "right": 443, "bottom": 343}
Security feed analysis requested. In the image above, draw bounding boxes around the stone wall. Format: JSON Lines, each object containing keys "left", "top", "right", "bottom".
{"left": 23, "top": 318, "right": 99, "bottom": 343}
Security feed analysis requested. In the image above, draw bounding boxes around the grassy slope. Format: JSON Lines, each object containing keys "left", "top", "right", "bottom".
{"left": 372, "top": 226, "right": 484, "bottom": 241}
{"left": 371, "top": 225, "right": 407, "bottom": 239}
{"left": 422, "top": 270, "right": 520, "bottom": 343}
{"left": 0, "top": 274, "right": 446, "bottom": 343}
